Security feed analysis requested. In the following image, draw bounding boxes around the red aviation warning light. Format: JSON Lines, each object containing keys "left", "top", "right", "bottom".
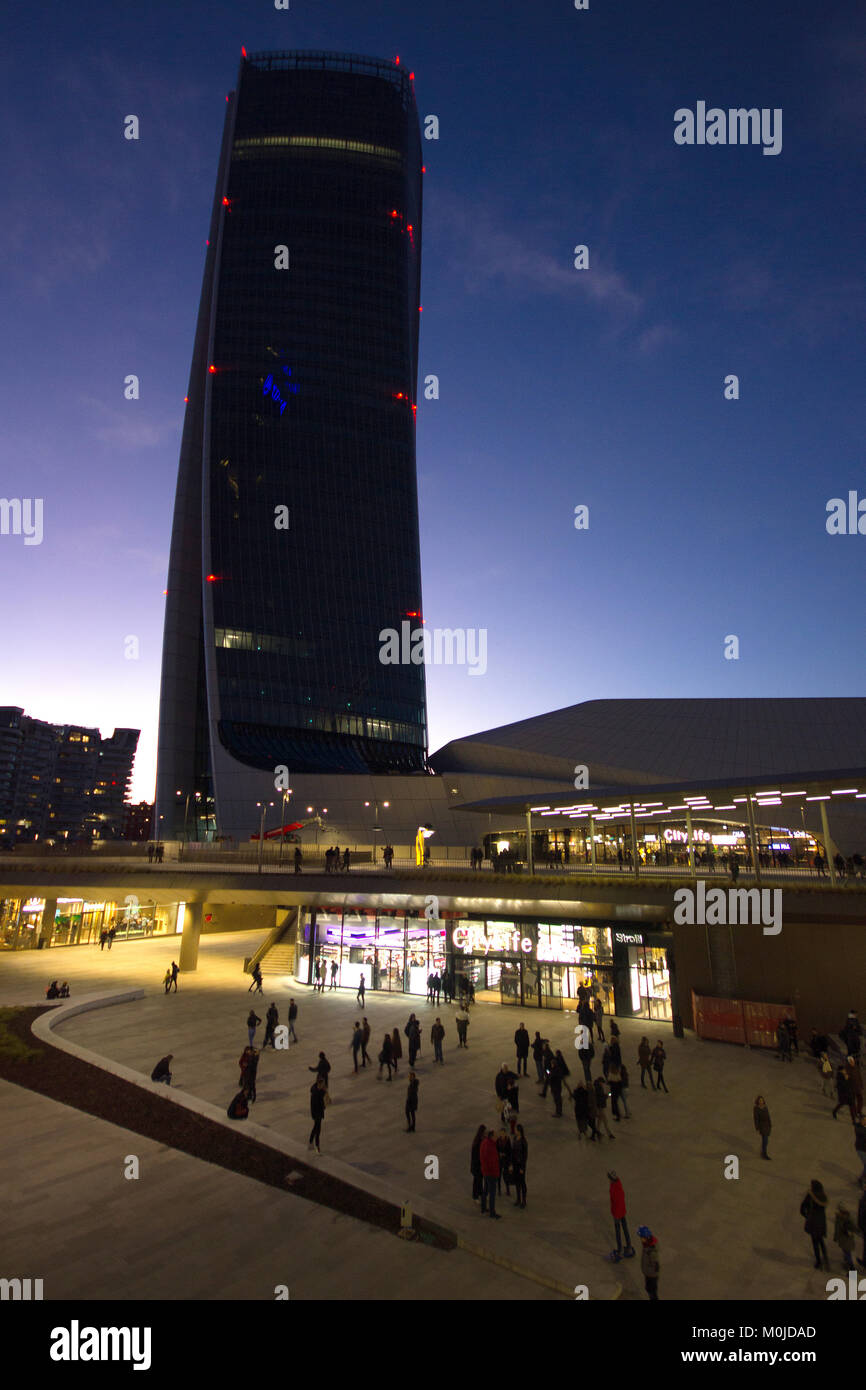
{"left": 395, "top": 55, "right": 400, "bottom": 65}
{"left": 241, "top": 47, "right": 247, "bottom": 57}
{"left": 206, "top": 574, "right": 218, "bottom": 583}
{"left": 222, "top": 196, "right": 231, "bottom": 207}
{"left": 208, "top": 365, "right": 217, "bottom": 373}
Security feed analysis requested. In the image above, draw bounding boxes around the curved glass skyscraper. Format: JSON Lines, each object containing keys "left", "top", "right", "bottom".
{"left": 156, "top": 52, "right": 427, "bottom": 839}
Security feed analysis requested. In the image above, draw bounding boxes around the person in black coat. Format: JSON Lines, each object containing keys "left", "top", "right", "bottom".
{"left": 511, "top": 1124, "right": 529, "bottom": 1208}
{"left": 405, "top": 1072, "right": 419, "bottom": 1132}
{"left": 833, "top": 1065, "right": 852, "bottom": 1120}
{"left": 514, "top": 1024, "right": 530, "bottom": 1076}
{"left": 151, "top": 1054, "right": 173, "bottom": 1085}
{"left": 548, "top": 1051, "right": 570, "bottom": 1117}
{"left": 531, "top": 1032, "right": 546, "bottom": 1084}
{"left": 470, "top": 1123, "right": 486, "bottom": 1202}
{"left": 800, "top": 1179, "right": 829, "bottom": 1270}
{"left": 309, "top": 1077, "right": 326, "bottom": 1152}
{"left": 308, "top": 1051, "right": 331, "bottom": 1089}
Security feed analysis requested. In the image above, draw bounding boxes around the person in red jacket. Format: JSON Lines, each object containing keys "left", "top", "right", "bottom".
{"left": 480, "top": 1128, "right": 502, "bottom": 1219}
{"left": 608, "top": 1171, "right": 635, "bottom": 1260}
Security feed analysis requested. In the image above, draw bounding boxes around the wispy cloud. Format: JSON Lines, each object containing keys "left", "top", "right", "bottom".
{"left": 79, "top": 395, "right": 180, "bottom": 450}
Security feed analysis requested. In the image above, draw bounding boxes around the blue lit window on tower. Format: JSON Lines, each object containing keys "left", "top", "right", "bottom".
{"left": 260, "top": 363, "right": 300, "bottom": 417}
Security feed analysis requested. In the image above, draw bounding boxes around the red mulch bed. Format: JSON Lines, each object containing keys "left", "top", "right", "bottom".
{"left": 2, "top": 1006, "right": 455, "bottom": 1251}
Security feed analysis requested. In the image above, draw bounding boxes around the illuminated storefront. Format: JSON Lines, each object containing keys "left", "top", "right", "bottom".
{"left": 0, "top": 896, "right": 182, "bottom": 949}
{"left": 611, "top": 929, "right": 673, "bottom": 1021}
{"left": 296, "top": 907, "right": 451, "bottom": 994}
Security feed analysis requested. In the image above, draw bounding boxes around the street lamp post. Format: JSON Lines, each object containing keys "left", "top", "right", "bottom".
{"left": 365, "top": 799, "right": 390, "bottom": 864}
{"left": 256, "top": 801, "right": 274, "bottom": 874}
{"left": 278, "top": 785, "right": 292, "bottom": 868}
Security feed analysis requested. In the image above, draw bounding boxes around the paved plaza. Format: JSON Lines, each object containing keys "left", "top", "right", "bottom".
{"left": 1, "top": 931, "right": 862, "bottom": 1301}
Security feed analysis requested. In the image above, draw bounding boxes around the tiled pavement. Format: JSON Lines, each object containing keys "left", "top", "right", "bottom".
{"left": 2, "top": 932, "right": 861, "bottom": 1301}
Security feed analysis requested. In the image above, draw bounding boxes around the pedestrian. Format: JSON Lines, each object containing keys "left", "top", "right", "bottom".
{"left": 594, "top": 996, "right": 605, "bottom": 1041}
{"left": 619, "top": 1061, "right": 633, "bottom": 1117}
{"left": 495, "top": 1062, "right": 516, "bottom": 1115}
{"left": 163, "top": 967, "right": 172, "bottom": 994}
{"left": 847, "top": 1056, "right": 864, "bottom": 1119}
{"left": 834, "top": 1203, "right": 857, "bottom": 1271}
{"left": 455, "top": 1004, "right": 470, "bottom": 1048}
{"left": 833, "top": 1064, "right": 853, "bottom": 1120}
{"left": 150, "top": 1054, "right": 173, "bottom": 1086}
{"left": 351, "top": 1021, "right": 363, "bottom": 1073}
{"left": 800, "top": 1180, "right": 829, "bottom": 1271}
{"left": 651, "top": 1041, "right": 668, "bottom": 1093}
{"left": 426, "top": 972, "right": 435, "bottom": 1005}
{"left": 511, "top": 1123, "right": 528, "bottom": 1208}
{"left": 753, "top": 1094, "right": 771, "bottom": 1160}
{"left": 853, "top": 1115, "right": 866, "bottom": 1186}
{"left": 238, "top": 1045, "right": 254, "bottom": 1088}
{"left": 227, "top": 1089, "right": 250, "bottom": 1120}
{"left": 378, "top": 1032, "right": 393, "bottom": 1081}
{"left": 313, "top": 959, "right": 322, "bottom": 991}
{"left": 842, "top": 1010, "right": 863, "bottom": 1061}
{"left": 309, "top": 1076, "right": 327, "bottom": 1153}
{"left": 470, "top": 1123, "right": 486, "bottom": 1203}
{"left": 170, "top": 961, "right": 179, "bottom": 992}
{"left": 585, "top": 1075, "right": 601, "bottom": 1141}
{"left": 578, "top": 1038, "right": 595, "bottom": 1086}
{"left": 308, "top": 1051, "right": 331, "bottom": 1091}
{"left": 146, "top": 842, "right": 154, "bottom": 864}
{"left": 638, "top": 1226, "right": 660, "bottom": 1299}
{"left": 776, "top": 1020, "right": 792, "bottom": 1062}
{"left": 608, "top": 1057, "right": 628, "bottom": 1121}
{"left": 253, "top": 963, "right": 263, "bottom": 995}
{"left": 638, "top": 1037, "right": 655, "bottom": 1089}
{"left": 329, "top": 959, "right": 338, "bottom": 991}
{"left": 432, "top": 972, "right": 441, "bottom": 1005}
{"left": 495, "top": 1128, "right": 512, "bottom": 1196}
{"left": 573, "top": 1081, "right": 594, "bottom": 1140}
{"left": 785, "top": 1016, "right": 799, "bottom": 1055}
{"left": 244, "top": 1047, "right": 260, "bottom": 1103}
{"left": 531, "top": 1031, "right": 546, "bottom": 1084}
{"left": 593, "top": 1074, "right": 615, "bottom": 1139}
{"left": 107, "top": 926, "right": 116, "bottom": 950}
{"left": 390, "top": 1026, "right": 402, "bottom": 1073}
{"left": 405, "top": 1071, "right": 419, "bottom": 1132}
{"left": 288, "top": 997, "right": 298, "bottom": 1044}
{"left": 156, "top": 842, "right": 164, "bottom": 863}
{"left": 579, "top": 999, "right": 595, "bottom": 1043}
{"left": 431, "top": 1017, "right": 445, "bottom": 1064}
{"left": 248, "top": 962, "right": 261, "bottom": 993}
{"left": 441, "top": 970, "right": 452, "bottom": 1005}
{"left": 293, "top": 845, "right": 302, "bottom": 874}
{"left": 247, "top": 1009, "right": 262, "bottom": 1046}
{"left": 361, "top": 1016, "right": 372, "bottom": 1067}
{"left": 263, "top": 1002, "right": 279, "bottom": 1049}
{"left": 607, "top": 1172, "right": 635, "bottom": 1260}
{"left": 514, "top": 1022, "right": 530, "bottom": 1076}
{"left": 480, "top": 1128, "right": 501, "bottom": 1218}
{"left": 406, "top": 1014, "right": 421, "bottom": 1066}
{"left": 820, "top": 1051, "right": 834, "bottom": 1097}
{"left": 356, "top": 973, "right": 366, "bottom": 1007}
{"left": 548, "top": 1051, "right": 570, "bottom": 1117}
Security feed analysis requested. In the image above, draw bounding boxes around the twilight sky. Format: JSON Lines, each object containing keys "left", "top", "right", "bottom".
{"left": 1, "top": 0, "right": 864, "bottom": 802}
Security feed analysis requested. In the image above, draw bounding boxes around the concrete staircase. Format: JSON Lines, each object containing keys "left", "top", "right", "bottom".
{"left": 260, "top": 941, "right": 295, "bottom": 978}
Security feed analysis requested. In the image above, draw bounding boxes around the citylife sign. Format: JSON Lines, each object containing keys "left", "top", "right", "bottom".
{"left": 452, "top": 924, "right": 533, "bottom": 956}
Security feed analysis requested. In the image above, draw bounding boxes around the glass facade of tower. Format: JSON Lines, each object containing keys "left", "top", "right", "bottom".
{"left": 157, "top": 52, "right": 428, "bottom": 836}
{"left": 208, "top": 53, "right": 426, "bottom": 775}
